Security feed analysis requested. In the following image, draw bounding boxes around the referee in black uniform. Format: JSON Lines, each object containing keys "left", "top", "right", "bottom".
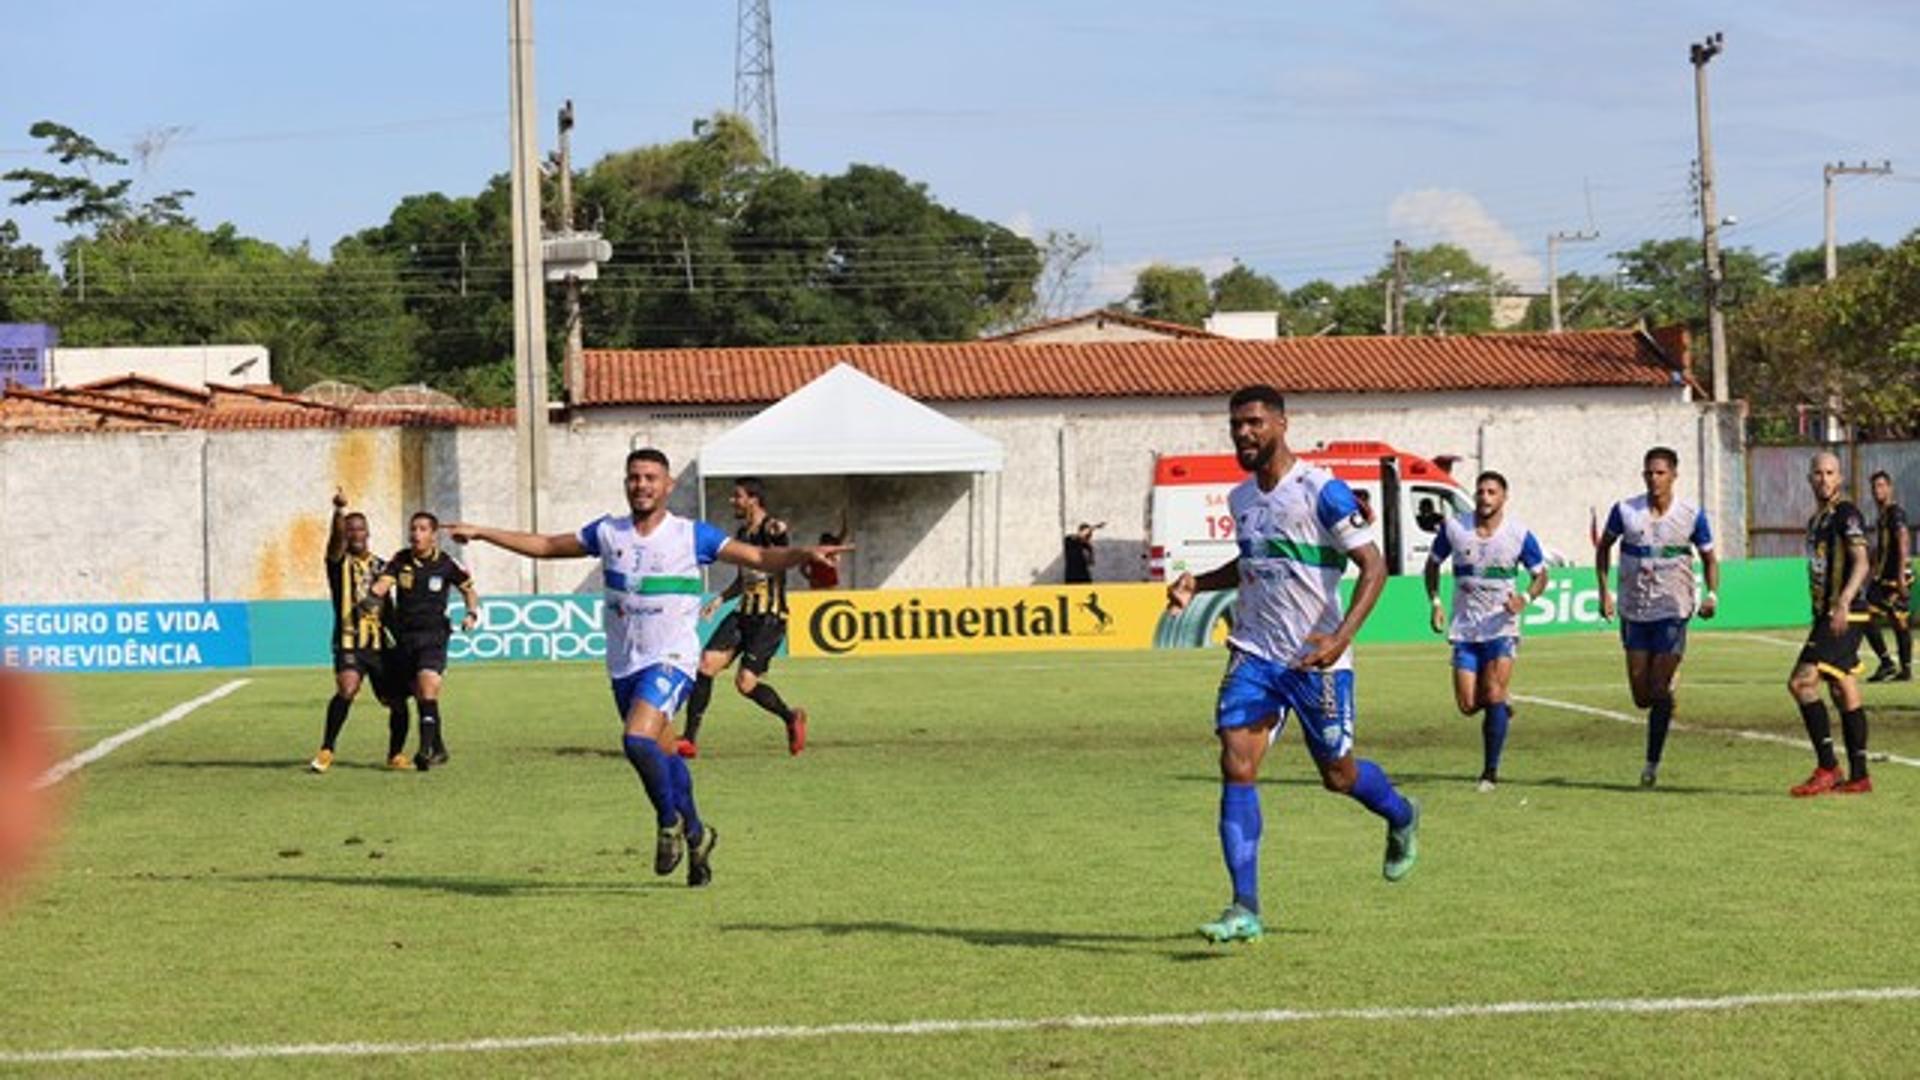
{"left": 679, "top": 478, "right": 809, "bottom": 757}
{"left": 309, "top": 489, "right": 410, "bottom": 774}
{"left": 370, "top": 511, "right": 480, "bottom": 771}
{"left": 1787, "top": 452, "right": 1875, "bottom": 797}
{"left": 1864, "top": 470, "right": 1913, "bottom": 682}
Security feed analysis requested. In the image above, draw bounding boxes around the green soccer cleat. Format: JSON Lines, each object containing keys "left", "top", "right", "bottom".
{"left": 1197, "top": 904, "right": 1264, "bottom": 944}
{"left": 1383, "top": 797, "right": 1421, "bottom": 882}
{"left": 654, "top": 816, "right": 686, "bottom": 876}
{"left": 686, "top": 825, "right": 717, "bottom": 888}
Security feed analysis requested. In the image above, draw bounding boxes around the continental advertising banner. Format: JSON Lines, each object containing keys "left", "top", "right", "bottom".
{"left": 0, "top": 603, "right": 250, "bottom": 672}
{"left": 788, "top": 585, "right": 1167, "bottom": 658}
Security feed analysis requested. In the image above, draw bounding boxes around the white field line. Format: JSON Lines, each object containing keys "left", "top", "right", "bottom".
{"left": 1718, "top": 632, "right": 1806, "bottom": 648}
{"left": 32, "top": 679, "right": 251, "bottom": 790}
{"left": 2, "top": 986, "right": 1916, "bottom": 1065}
{"left": 1513, "top": 693, "right": 1920, "bottom": 768}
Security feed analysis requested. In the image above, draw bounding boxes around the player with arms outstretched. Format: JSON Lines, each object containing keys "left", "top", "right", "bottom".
{"left": 448, "top": 449, "right": 846, "bottom": 887}
{"left": 1167, "top": 385, "right": 1420, "bottom": 945}
{"left": 1424, "top": 471, "right": 1549, "bottom": 792}
{"left": 1595, "top": 447, "right": 1719, "bottom": 788}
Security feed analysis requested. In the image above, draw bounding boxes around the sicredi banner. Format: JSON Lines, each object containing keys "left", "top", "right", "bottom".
{"left": 0, "top": 603, "right": 250, "bottom": 672}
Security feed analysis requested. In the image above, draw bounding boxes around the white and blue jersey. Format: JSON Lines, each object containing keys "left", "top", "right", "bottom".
{"left": 1225, "top": 461, "right": 1376, "bottom": 670}
{"left": 577, "top": 513, "right": 730, "bottom": 705}
{"left": 1603, "top": 496, "right": 1712, "bottom": 623}
{"left": 1214, "top": 460, "right": 1376, "bottom": 761}
{"left": 1429, "top": 512, "right": 1545, "bottom": 644}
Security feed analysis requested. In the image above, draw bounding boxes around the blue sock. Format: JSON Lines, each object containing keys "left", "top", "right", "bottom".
{"left": 666, "top": 754, "right": 702, "bottom": 840}
{"left": 1646, "top": 699, "right": 1673, "bottom": 764}
{"left": 1218, "top": 783, "right": 1262, "bottom": 914}
{"left": 621, "top": 734, "right": 678, "bottom": 827}
{"left": 1349, "top": 759, "right": 1413, "bottom": 829}
{"left": 1482, "top": 702, "right": 1511, "bottom": 774}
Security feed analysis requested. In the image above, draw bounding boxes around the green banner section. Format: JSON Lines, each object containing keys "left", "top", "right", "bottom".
{"left": 1150, "top": 558, "right": 1810, "bottom": 649}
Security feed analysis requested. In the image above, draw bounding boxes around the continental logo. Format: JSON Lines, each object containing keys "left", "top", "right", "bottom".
{"left": 800, "top": 588, "right": 1154, "bottom": 657}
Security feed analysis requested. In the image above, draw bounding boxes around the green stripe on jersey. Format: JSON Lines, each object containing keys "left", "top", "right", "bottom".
{"left": 636, "top": 576, "right": 704, "bottom": 595}
{"left": 1458, "top": 565, "right": 1521, "bottom": 579}
{"left": 1265, "top": 537, "right": 1347, "bottom": 568}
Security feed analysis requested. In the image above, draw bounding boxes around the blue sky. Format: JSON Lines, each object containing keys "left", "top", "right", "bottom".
{"left": 3, "top": 1, "right": 1915, "bottom": 304}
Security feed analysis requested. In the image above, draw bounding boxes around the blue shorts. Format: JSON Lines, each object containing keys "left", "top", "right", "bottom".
{"left": 1214, "top": 649, "right": 1355, "bottom": 764}
{"left": 1620, "top": 618, "right": 1689, "bottom": 656}
{"left": 1452, "top": 637, "right": 1518, "bottom": 674}
{"left": 610, "top": 664, "right": 695, "bottom": 722}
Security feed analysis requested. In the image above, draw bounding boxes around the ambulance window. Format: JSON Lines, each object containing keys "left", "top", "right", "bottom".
{"left": 1413, "top": 486, "right": 1463, "bottom": 532}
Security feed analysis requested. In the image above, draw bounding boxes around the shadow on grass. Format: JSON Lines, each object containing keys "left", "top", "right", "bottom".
{"left": 723, "top": 919, "right": 1287, "bottom": 960}
{"left": 146, "top": 758, "right": 393, "bottom": 772}
{"left": 150, "top": 872, "right": 670, "bottom": 897}
{"left": 1171, "top": 772, "right": 1774, "bottom": 797}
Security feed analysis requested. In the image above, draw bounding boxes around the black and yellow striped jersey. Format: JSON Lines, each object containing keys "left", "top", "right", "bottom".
{"left": 1873, "top": 502, "right": 1909, "bottom": 583}
{"left": 1807, "top": 501, "right": 1870, "bottom": 619}
{"left": 733, "top": 517, "right": 790, "bottom": 618}
{"left": 326, "top": 552, "right": 387, "bottom": 651}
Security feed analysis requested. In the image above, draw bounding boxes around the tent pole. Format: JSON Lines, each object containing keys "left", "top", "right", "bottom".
{"left": 696, "top": 463, "right": 709, "bottom": 589}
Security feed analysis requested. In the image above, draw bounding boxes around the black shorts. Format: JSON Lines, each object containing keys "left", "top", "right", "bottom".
{"left": 384, "top": 634, "right": 450, "bottom": 685}
{"left": 333, "top": 647, "right": 404, "bottom": 703}
{"left": 705, "top": 612, "right": 785, "bottom": 675}
{"left": 1798, "top": 618, "right": 1867, "bottom": 679}
{"left": 1866, "top": 580, "right": 1910, "bottom": 622}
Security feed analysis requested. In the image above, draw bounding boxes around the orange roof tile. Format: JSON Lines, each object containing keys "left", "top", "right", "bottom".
{"left": 581, "top": 328, "right": 1694, "bottom": 407}
{"left": 183, "top": 407, "right": 513, "bottom": 431}
{"left": 76, "top": 373, "right": 214, "bottom": 404}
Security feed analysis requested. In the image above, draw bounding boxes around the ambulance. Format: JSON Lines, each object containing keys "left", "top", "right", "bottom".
{"left": 1146, "top": 441, "right": 1472, "bottom": 582}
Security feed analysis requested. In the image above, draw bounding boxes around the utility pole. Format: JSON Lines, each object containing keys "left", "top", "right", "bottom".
{"left": 1823, "top": 160, "right": 1893, "bottom": 281}
{"left": 1690, "top": 31, "right": 1727, "bottom": 401}
{"left": 1389, "top": 239, "right": 1408, "bottom": 336}
{"left": 508, "top": 0, "right": 551, "bottom": 593}
{"left": 1547, "top": 229, "right": 1600, "bottom": 332}
{"left": 558, "top": 99, "right": 584, "bottom": 403}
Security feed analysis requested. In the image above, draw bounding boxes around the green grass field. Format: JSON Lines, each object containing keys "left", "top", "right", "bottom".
{"left": 4, "top": 630, "right": 1918, "bottom": 1077}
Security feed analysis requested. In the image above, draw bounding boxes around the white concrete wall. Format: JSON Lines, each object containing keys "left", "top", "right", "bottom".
{"left": 0, "top": 386, "right": 1745, "bottom": 603}
{"left": 50, "top": 345, "right": 272, "bottom": 388}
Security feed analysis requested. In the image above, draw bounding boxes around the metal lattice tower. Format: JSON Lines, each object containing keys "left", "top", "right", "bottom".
{"left": 734, "top": 0, "right": 780, "bottom": 165}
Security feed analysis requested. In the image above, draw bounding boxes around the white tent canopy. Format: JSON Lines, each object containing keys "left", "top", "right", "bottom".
{"left": 697, "top": 362, "right": 1004, "bottom": 476}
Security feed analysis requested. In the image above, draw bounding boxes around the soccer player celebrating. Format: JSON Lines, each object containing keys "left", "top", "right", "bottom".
{"left": 1863, "top": 470, "right": 1912, "bottom": 683}
{"left": 446, "top": 449, "right": 846, "bottom": 887}
{"left": 1167, "top": 385, "right": 1420, "bottom": 946}
{"left": 1789, "top": 452, "right": 1876, "bottom": 796}
{"left": 310, "top": 489, "right": 411, "bottom": 774}
{"left": 1595, "top": 447, "right": 1719, "bottom": 788}
{"left": 1423, "top": 471, "right": 1549, "bottom": 792}
{"left": 369, "top": 512, "right": 480, "bottom": 771}
{"left": 678, "top": 478, "right": 808, "bottom": 758}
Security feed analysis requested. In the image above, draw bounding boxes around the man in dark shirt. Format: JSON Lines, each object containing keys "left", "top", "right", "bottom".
{"left": 1864, "top": 470, "right": 1912, "bottom": 682}
{"left": 1788, "top": 452, "right": 1875, "bottom": 797}
{"left": 1063, "top": 521, "right": 1102, "bottom": 583}
{"left": 370, "top": 511, "right": 480, "bottom": 771}
{"left": 679, "top": 478, "right": 809, "bottom": 758}
{"left": 310, "top": 489, "right": 411, "bottom": 774}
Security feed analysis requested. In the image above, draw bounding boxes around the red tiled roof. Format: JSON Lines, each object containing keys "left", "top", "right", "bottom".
{"left": 0, "top": 386, "right": 189, "bottom": 430}
{"left": 984, "top": 309, "right": 1222, "bottom": 341}
{"left": 183, "top": 407, "right": 513, "bottom": 431}
{"left": 78, "top": 373, "right": 214, "bottom": 404}
{"left": 581, "top": 328, "right": 1694, "bottom": 407}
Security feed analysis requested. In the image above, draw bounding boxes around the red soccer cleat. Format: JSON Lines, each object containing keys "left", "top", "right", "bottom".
{"left": 674, "top": 738, "right": 698, "bottom": 759}
{"left": 1789, "top": 767, "right": 1844, "bottom": 798}
{"left": 786, "top": 708, "right": 808, "bottom": 756}
{"left": 1834, "top": 776, "right": 1874, "bottom": 795}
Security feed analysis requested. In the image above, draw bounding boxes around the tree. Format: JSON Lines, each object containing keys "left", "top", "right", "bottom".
{"left": 3, "top": 121, "right": 193, "bottom": 240}
{"left": 1211, "top": 263, "right": 1287, "bottom": 313}
{"left": 1611, "top": 237, "right": 1776, "bottom": 330}
{"left": 1129, "top": 264, "right": 1210, "bottom": 326}
{"left": 0, "top": 219, "right": 59, "bottom": 323}
{"left": 1779, "top": 240, "right": 1886, "bottom": 288}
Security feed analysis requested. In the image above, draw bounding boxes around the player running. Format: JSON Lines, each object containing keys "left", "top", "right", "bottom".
{"left": 1595, "top": 447, "right": 1719, "bottom": 788}
{"left": 1423, "top": 471, "right": 1549, "bottom": 792}
{"left": 1864, "top": 470, "right": 1912, "bottom": 683}
{"left": 309, "top": 489, "right": 411, "bottom": 774}
{"left": 1788, "top": 452, "right": 1876, "bottom": 796}
{"left": 447, "top": 449, "right": 846, "bottom": 887}
{"left": 678, "top": 478, "right": 809, "bottom": 758}
{"left": 369, "top": 512, "right": 480, "bottom": 771}
{"left": 1167, "top": 385, "right": 1420, "bottom": 946}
